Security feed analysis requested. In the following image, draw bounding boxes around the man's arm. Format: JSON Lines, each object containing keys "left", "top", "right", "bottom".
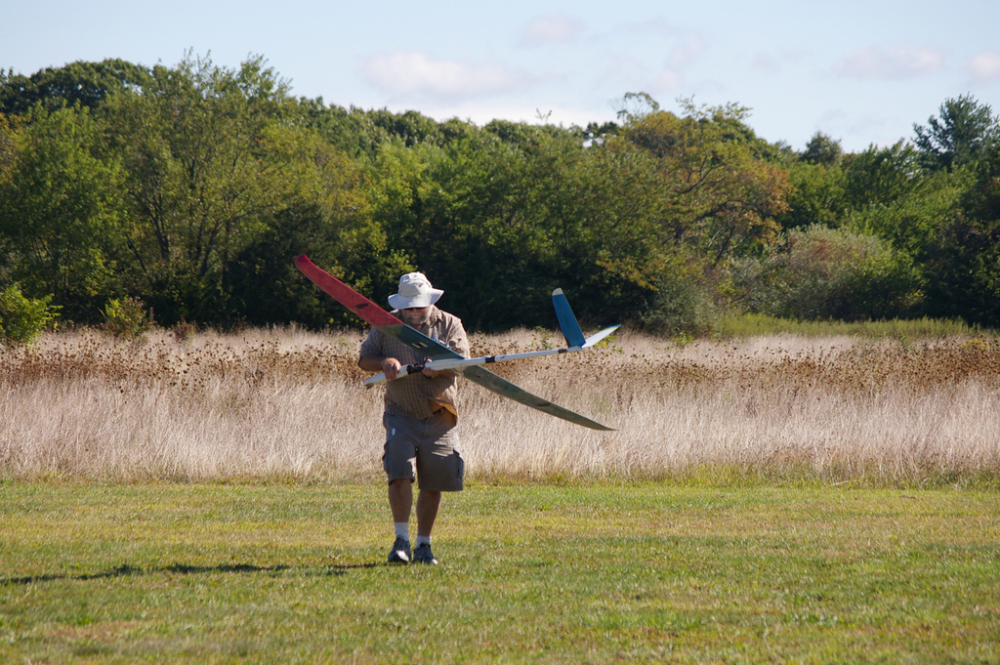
{"left": 359, "top": 354, "right": 458, "bottom": 380}
{"left": 358, "top": 314, "right": 466, "bottom": 382}
{"left": 359, "top": 354, "right": 403, "bottom": 380}
{"left": 358, "top": 326, "right": 404, "bottom": 380}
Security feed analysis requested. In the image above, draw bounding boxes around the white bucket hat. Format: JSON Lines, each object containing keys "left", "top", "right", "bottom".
{"left": 388, "top": 272, "right": 444, "bottom": 309}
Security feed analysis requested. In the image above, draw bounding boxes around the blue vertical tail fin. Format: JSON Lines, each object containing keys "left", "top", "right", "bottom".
{"left": 552, "top": 288, "right": 586, "bottom": 348}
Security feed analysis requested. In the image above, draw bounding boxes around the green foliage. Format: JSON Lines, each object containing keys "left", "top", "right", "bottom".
{"left": 99, "top": 53, "right": 318, "bottom": 324}
{"left": 920, "top": 216, "right": 1000, "bottom": 328}
{"left": 100, "top": 296, "right": 150, "bottom": 339}
{"left": 640, "top": 257, "right": 719, "bottom": 336}
{"left": 1, "top": 57, "right": 998, "bottom": 333}
{"left": 620, "top": 97, "right": 792, "bottom": 266}
{"left": 736, "top": 225, "right": 924, "bottom": 321}
{"left": 391, "top": 126, "right": 573, "bottom": 328}
{"left": 839, "top": 161, "right": 1000, "bottom": 328}
{"left": 0, "top": 105, "right": 127, "bottom": 321}
{"left": 0, "top": 283, "right": 59, "bottom": 346}
{"left": 368, "top": 108, "right": 445, "bottom": 147}
{"left": 0, "top": 58, "right": 152, "bottom": 116}
{"left": 374, "top": 113, "right": 696, "bottom": 330}
{"left": 844, "top": 168, "right": 972, "bottom": 256}
{"left": 801, "top": 131, "right": 843, "bottom": 166}
{"left": 913, "top": 94, "right": 1000, "bottom": 172}
{"left": 777, "top": 160, "right": 846, "bottom": 229}
{"left": 841, "top": 140, "right": 922, "bottom": 209}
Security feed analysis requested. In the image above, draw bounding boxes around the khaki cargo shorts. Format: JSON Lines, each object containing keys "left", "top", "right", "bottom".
{"left": 382, "top": 411, "right": 464, "bottom": 492}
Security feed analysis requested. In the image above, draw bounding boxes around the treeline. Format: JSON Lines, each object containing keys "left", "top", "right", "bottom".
{"left": 1, "top": 54, "right": 999, "bottom": 334}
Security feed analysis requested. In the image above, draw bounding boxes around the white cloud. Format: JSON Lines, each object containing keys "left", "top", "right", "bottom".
{"left": 595, "top": 57, "right": 682, "bottom": 98}
{"left": 752, "top": 49, "right": 808, "bottom": 72}
{"left": 818, "top": 109, "right": 897, "bottom": 149}
{"left": 834, "top": 46, "right": 945, "bottom": 80}
{"left": 598, "top": 55, "right": 645, "bottom": 88}
{"left": 753, "top": 52, "right": 779, "bottom": 72}
{"left": 601, "top": 17, "right": 677, "bottom": 40}
{"left": 648, "top": 68, "right": 683, "bottom": 93}
{"left": 668, "top": 33, "right": 706, "bottom": 68}
{"left": 965, "top": 50, "right": 1000, "bottom": 83}
{"left": 519, "top": 14, "right": 584, "bottom": 46}
{"left": 360, "top": 51, "right": 533, "bottom": 100}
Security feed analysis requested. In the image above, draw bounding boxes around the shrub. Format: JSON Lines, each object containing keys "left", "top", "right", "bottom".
{"left": 0, "top": 283, "right": 59, "bottom": 346}
{"left": 100, "top": 296, "right": 150, "bottom": 339}
{"left": 641, "top": 263, "right": 719, "bottom": 337}
{"left": 736, "top": 225, "right": 924, "bottom": 321}
{"left": 170, "top": 317, "right": 197, "bottom": 344}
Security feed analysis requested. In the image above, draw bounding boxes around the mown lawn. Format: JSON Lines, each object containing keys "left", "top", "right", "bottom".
{"left": 1, "top": 482, "right": 998, "bottom": 663}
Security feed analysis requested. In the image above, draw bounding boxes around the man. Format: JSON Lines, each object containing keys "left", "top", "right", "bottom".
{"left": 358, "top": 272, "right": 470, "bottom": 565}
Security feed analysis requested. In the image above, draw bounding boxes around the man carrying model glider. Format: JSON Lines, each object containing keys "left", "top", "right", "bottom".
{"left": 295, "top": 254, "right": 617, "bottom": 563}
{"left": 357, "top": 272, "right": 470, "bottom": 565}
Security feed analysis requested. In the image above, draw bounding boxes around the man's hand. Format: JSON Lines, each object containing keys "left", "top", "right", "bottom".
{"left": 421, "top": 362, "right": 457, "bottom": 378}
{"left": 359, "top": 354, "right": 454, "bottom": 381}
{"left": 359, "top": 354, "right": 403, "bottom": 379}
{"left": 382, "top": 357, "right": 403, "bottom": 381}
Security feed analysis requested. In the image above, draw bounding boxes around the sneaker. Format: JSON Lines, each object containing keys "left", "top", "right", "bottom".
{"left": 388, "top": 537, "right": 410, "bottom": 564}
{"left": 413, "top": 542, "right": 438, "bottom": 565}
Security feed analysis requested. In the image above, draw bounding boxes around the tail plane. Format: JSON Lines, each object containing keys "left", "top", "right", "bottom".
{"left": 552, "top": 289, "right": 620, "bottom": 349}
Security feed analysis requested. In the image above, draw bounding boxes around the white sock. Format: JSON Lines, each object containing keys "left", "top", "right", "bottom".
{"left": 415, "top": 535, "right": 431, "bottom": 547}
{"left": 394, "top": 522, "right": 409, "bottom": 541}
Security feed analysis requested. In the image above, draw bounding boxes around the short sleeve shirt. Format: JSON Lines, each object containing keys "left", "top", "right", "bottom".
{"left": 359, "top": 306, "right": 470, "bottom": 420}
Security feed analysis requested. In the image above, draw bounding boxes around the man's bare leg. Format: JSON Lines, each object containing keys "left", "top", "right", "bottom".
{"left": 387, "top": 479, "right": 413, "bottom": 563}
{"left": 416, "top": 490, "right": 441, "bottom": 538}
{"left": 388, "top": 480, "right": 441, "bottom": 563}
{"left": 414, "top": 490, "right": 441, "bottom": 564}
{"left": 388, "top": 478, "right": 413, "bottom": 523}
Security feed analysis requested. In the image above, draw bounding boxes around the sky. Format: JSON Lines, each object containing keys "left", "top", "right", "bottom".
{"left": 3, "top": 0, "right": 999, "bottom": 152}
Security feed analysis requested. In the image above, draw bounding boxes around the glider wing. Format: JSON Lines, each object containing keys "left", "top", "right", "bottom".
{"left": 462, "top": 366, "right": 613, "bottom": 431}
{"left": 294, "top": 255, "right": 614, "bottom": 430}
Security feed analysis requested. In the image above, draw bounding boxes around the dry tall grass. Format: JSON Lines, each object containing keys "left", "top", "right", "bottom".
{"left": 2, "top": 327, "right": 998, "bottom": 484}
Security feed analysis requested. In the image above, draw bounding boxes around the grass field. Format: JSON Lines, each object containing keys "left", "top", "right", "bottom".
{"left": 2, "top": 481, "right": 998, "bottom": 664}
{"left": 2, "top": 326, "right": 998, "bottom": 662}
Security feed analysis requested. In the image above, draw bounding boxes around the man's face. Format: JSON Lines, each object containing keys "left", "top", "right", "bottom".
{"left": 400, "top": 306, "right": 431, "bottom": 327}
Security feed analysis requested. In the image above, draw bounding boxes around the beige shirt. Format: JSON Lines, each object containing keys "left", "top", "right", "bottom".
{"left": 359, "top": 306, "right": 470, "bottom": 421}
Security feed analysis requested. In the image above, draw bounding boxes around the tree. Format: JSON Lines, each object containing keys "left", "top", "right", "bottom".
{"left": 845, "top": 169, "right": 972, "bottom": 258}
{"left": 620, "top": 97, "right": 791, "bottom": 266}
{"left": 0, "top": 106, "right": 127, "bottom": 321}
{"left": 802, "top": 132, "right": 843, "bottom": 166}
{"left": 776, "top": 160, "right": 846, "bottom": 230}
{"left": 367, "top": 108, "right": 444, "bottom": 148}
{"left": 100, "top": 54, "right": 305, "bottom": 323}
{"left": 0, "top": 59, "right": 151, "bottom": 116}
{"left": 841, "top": 141, "right": 922, "bottom": 210}
{"left": 913, "top": 95, "right": 1000, "bottom": 172}
{"left": 912, "top": 97, "right": 1000, "bottom": 327}
{"left": 920, "top": 216, "right": 1000, "bottom": 327}
{"left": 228, "top": 142, "right": 409, "bottom": 328}
{"left": 390, "top": 127, "right": 560, "bottom": 329}
{"left": 367, "top": 119, "right": 672, "bottom": 330}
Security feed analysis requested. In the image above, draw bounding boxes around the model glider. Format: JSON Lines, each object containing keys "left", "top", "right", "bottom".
{"left": 294, "top": 255, "right": 618, "bottom": 431}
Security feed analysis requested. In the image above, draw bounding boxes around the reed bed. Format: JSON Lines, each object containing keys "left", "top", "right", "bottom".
{"left": 2, "top": 327, "right": 998, "bottom": 485}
